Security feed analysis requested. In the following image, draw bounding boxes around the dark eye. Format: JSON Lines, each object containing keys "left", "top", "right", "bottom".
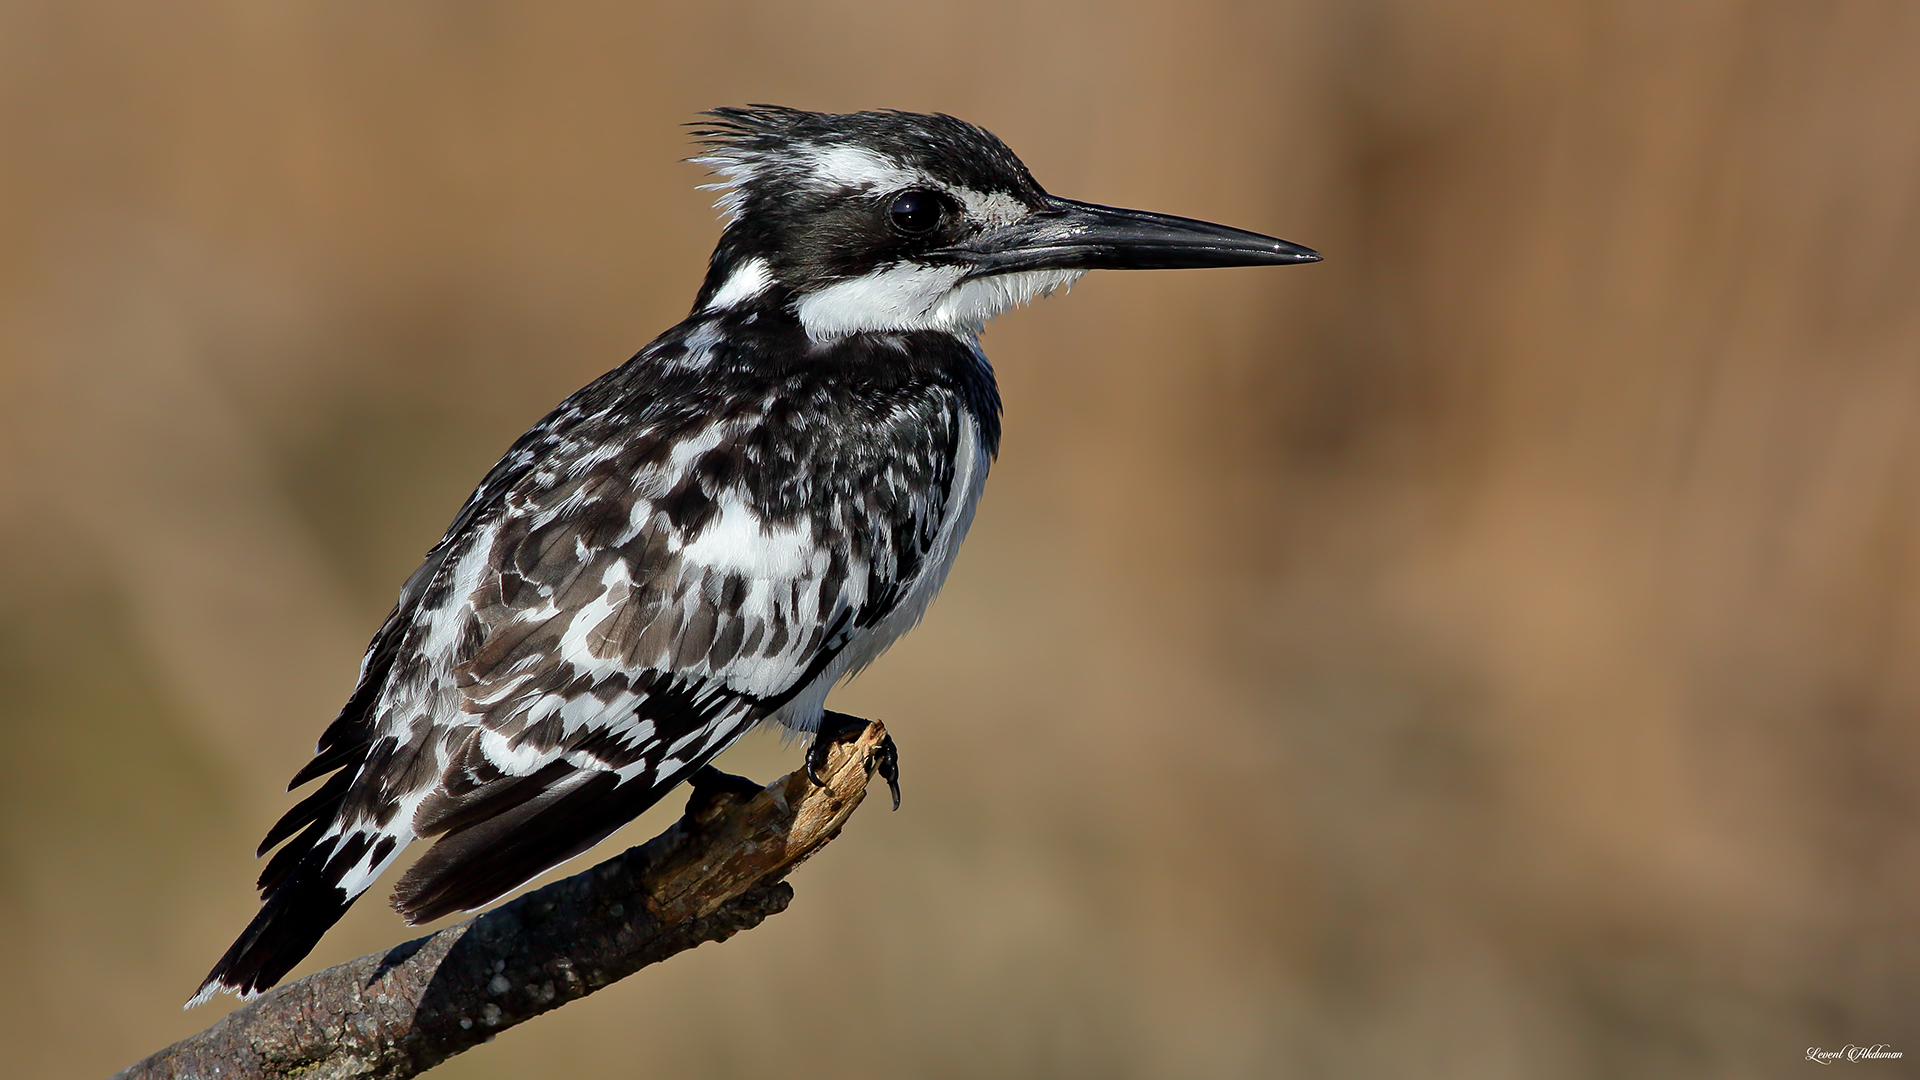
{"left": 888, "top": 190, "right": 945, "bottom": 235}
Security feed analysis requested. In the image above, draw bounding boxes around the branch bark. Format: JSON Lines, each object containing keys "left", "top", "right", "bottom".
{"left": 115, "top": 721, "right": 893, "bottom": 1080}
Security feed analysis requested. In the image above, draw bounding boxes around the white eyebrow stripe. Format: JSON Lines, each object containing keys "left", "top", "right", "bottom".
{"left": 705, "top": 258, "right": 773, "bottom": 310}
{"left": 795, "top": 145, "right": 1033, "bottom": 229}
{"left": 799, "top": 144, "right": 921, "bottom": 191}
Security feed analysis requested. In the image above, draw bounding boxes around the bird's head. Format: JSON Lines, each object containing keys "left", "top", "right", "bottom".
{"left": 688, "top": 106, "right": 1319, "bottom": 341}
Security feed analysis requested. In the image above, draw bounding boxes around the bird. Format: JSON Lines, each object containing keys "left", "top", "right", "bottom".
{"left": 190, "top": 105, "right": 1319, "bottom": 1005}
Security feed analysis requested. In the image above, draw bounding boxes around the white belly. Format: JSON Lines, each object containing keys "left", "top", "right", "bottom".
{"left": 768, "top": 409, "right": 991, "bottom": 733}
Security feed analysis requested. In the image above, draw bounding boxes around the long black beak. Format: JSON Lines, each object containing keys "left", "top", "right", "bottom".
{"left": 955, "top": 196, "right": 1320, "bottom": 277}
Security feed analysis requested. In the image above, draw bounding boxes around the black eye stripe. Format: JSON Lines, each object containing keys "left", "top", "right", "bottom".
{"left": 887, "top": 190, "right": 946, "bottom": 235}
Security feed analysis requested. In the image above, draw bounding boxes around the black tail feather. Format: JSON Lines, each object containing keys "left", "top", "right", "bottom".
{"left": 189, "top": 860, "right": 355, "bottom": 1006}
{"left": 192, "top": 560, "right": 426, "bottom": 1006}
{"left": 196, "top": 775, "right": 373, "bottom": 1006}
{"left": 257, "top": 766, "right": 356, "bottom": 856}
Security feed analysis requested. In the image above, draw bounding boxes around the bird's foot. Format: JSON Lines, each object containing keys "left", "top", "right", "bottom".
{"left": 875, "top": 732, "right": 900, "bottom": 811}
{"left": 807, "top": 710, "right": 901, "bottom": 810}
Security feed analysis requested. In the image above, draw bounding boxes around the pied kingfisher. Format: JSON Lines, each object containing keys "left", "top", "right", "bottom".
{"left": 193, "top": 106, "right": 1319, "bottom": 1004}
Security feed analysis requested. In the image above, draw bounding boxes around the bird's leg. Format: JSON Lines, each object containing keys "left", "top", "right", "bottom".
{"left": 807, "top": 709, "right": 902, "bottom": 810}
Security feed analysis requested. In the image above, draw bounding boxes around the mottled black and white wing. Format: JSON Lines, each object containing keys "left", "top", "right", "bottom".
{"left": 387, "top": 354, "right": 979, "bottom": 917}
{"left": 388, "top": 436, "right": 871, "bottom": 922}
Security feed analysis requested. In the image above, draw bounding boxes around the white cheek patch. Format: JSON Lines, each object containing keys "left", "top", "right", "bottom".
{"left": 705, "top": 258, "right": 773, "bottom": 310}
{"left": 796, "top": 263, "right": 968, "bottom": 339}
{"left": 795, "top": 264, "right": 1084, "bottom": 340}
{"left": 932, "top": 268, "right": 1085, "bottom": 332}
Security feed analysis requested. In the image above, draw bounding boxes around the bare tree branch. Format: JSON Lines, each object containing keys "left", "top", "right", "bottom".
{"left": 114, "top": 721, "right": 894, "bottom": 1080}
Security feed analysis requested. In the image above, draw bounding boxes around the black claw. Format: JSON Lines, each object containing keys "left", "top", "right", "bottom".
{"left": 876, "top": 733, "right": 901, "bottom": 811}
{"left": 805, "top": 711, "right": 901, "bottom": 808}
{"left": 806, "top": 710, "right": 869, "bottom": 788}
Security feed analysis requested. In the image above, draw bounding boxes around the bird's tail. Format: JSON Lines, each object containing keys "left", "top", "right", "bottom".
{"left": 188, "top": 804, "right": 413, "bottom": 1006}
{"left": 187, "top": 857, "right": 357, "bottom": 1006}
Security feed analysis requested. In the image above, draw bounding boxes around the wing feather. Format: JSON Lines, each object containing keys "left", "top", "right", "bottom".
{"left": 387, "top": 396, "right": 960, "bottom": 917}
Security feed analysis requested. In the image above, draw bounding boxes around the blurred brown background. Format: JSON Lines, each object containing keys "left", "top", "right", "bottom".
{"left": 3, "top": 1, "right": 1917, "bottom": 1077}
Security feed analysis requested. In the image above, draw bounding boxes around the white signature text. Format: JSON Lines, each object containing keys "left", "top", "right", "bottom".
{"left": 1807, "top": 1045, "right": 1904, "bottom": 1065}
